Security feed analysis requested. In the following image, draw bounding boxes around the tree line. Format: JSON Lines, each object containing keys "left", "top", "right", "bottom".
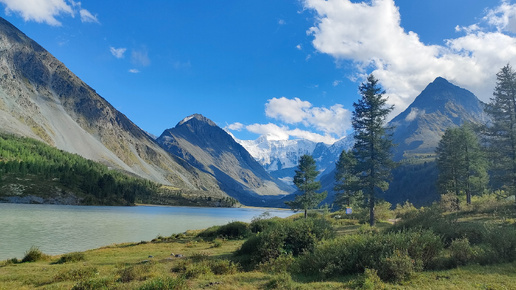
{"left": 288, "top": 65, "right": 516, "bottom": 225}
{"left": 0, "top": 133, "right": 162, "bottom": 205}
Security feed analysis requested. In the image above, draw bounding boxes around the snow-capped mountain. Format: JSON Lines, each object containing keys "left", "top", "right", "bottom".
{"left": 235, "top": 134, "right": 353, "bottom": 185}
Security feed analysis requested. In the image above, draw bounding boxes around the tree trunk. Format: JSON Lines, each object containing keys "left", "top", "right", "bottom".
{"left": 304, "top": 208, "right": 307, "bottom": 219}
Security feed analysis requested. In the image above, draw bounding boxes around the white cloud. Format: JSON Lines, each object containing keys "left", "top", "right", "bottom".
{"left": 79, "top": 8, "right": 98, "bottom": 23}
{"left": 226, "top": 122, "right": 244, "bottom": 131}
{"left": 245, "top": 123, "right": 337, "bottom": 144}
{"left": 132, "top": 48, "right": 151, "bottom": 67}
{"left": 0, "top": 0, "right": 98, "bottom": 26}
{"left": 303, "top": 0, "right": 516, "bottom": 117}
{"left": 128, "top": 69, "right": 140, "bottom": 74}
{"left": 0, "top": 0, "right": 73, "bottom": 26}
{"left": 265, "top": 97, "right": 351, "bottom": 137}
{"left": 265, "top": 97, "right": 311, "bottom": 124}
{"left": 246, "top": 123, "right": 291, "bottom": 141}
{"left": 110, "top": 47, "right": 126, "bottom": 59}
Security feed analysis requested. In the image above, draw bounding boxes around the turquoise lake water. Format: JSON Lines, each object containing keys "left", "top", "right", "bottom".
{"left": 0, "top": 203, "right": 293, "bottom": 260}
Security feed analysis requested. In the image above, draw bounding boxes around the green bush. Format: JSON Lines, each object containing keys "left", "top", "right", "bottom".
{"left": 216, "top": 221, "right": 251, "bottom": 239}
{"left": 197, "top": 221, "right": 251, "bottom": 240}
{"left": 236, "top": 218, "right": 335, "bottom": 266}
{"left": 54, "top": 252, "right": 85, "bottom": 264}
{"left": 297, "top": 229, "right": 443, "bottom": 280}
{"left": 21, "top": 246, "right": 48, "bottom": 263}
{"left": 264, "top": 273, "right": 296, "bottom": 290}
{"left": 449, "top": 238, "right": 476, "bottom": 266}
{"left": 377, "top": 250, "right": 415, "bottom": 282}
{"left": 207, "top": 259, "right": 238, "bottom": 275}
{"left": 249, "top": 217, "right": 282, "bottom": 233}
{"left": 118, "top": 263, "right": 154, "bottom": 283}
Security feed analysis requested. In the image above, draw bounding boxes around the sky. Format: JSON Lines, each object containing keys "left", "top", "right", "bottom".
{"left": 1, "top": 0, "right": 516, "bottom": 144}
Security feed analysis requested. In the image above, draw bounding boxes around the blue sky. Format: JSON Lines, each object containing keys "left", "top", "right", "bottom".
{"left": 1, "top": 0, "right": 516, "bottom": 143}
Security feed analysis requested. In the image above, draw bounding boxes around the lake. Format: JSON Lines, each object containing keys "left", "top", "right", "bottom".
{"left": 0, "top": 203, "right": 294, "bottom": 261}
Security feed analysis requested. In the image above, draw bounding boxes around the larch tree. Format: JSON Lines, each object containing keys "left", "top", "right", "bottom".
{"left": 436, "top": 124, "right": 488, "bottom": 206}
{"left": 351, "top": 74, "right": 395, "bottom": 226}
{"left": 334, "top": 149, "right": 360, "bottom": 208}
{"left": 285, "top": 154, "right": 327, "bottom": 219}
{"left": 485, "top": 64, "right": 516, "bottom": 200}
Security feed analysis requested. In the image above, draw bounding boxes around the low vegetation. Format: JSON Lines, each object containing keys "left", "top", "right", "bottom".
{"left": 1, "top": 194, "right": 515, "bottom": 289}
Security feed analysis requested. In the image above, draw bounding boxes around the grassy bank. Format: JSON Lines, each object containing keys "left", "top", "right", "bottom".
{"left": 1, "top": 197, "right": 516, "bottom": 289}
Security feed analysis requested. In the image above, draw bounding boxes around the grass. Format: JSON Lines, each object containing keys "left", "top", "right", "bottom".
{"left": 1, "top": 203, "right": 516, "bottom": 289}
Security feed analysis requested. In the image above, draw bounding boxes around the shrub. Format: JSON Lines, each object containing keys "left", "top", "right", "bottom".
{"left": 297, "top": 229, "right": 443, "bottom": 280}
{"left": 21, "top": 246, "right": 48, "bottom": 263}
{"left": 138, "top": 276, "right": 187, "bottom": 290}
{"left": 359, "top": 268, "right": 384, "bottom": 290}
{"left": 207, "top": 259, "right": 238, "bottom": 275}
{"left": 264, "top": 273, "right": 296, "bottom": 290}
{"left": 250, "top": 217, "right": 281, "bottom": 233}
{"left": 54, "top": 252, "right": 85, "bottom": 264}
{"left": 258, "top": 254, "right": 296, "bottom": 274}
{"left": 197, "top": 221, "right": 251, "bottom": 240}
{"left": 118, "top": 263, "right": 154, "bottom": 283}
{"left": 449, "top": 238, "right": 476, "bottom": 266}
{"left": 216, "top": 221, "right": 251, "bottom": 239}
{"left": 394, "top": 201, "right": 419, "bottom": 220}
{"left": 377, "top": 250, "right": 415, "bottom": 282}
{"left": 236, "top": 218, "right": 335, "bottom": 266}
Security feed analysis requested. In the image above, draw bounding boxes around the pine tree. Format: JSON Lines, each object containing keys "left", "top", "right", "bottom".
{"left": 485, "top": 64, "right": 516, "bottom": 199}
{"left": 436, "top": 124, "right": 488, "bottom": 206}
{"left": 285, "top": 154, "right": 327, "bottom": 219}
{"left": 351, "top": 74, "right": 395, "bottom": 226}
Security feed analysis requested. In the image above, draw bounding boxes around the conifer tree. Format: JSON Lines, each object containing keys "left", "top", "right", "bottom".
{"left": 286, "top": 154, "right": 327, "bottom": 219}
{"left": 334, "top": 149, "right": 360, "bottom": 208}
{"left": 485, "top": 64, "right": 516, "bottom": 199}
{"left": 351, "top": 74, "right": 395, "bottom": 226}
{"left": 436, "top": 124, "right": 488, "bottom": 206}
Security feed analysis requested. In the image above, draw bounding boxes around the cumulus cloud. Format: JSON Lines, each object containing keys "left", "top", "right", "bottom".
{"left": 265, "top": 97, "right": 351, "bottom": 137}
{"left": 110, "top": 47, "right": 126, "bottom": 59}
{"left": 303, "top": 0, "right": 516, "bottom": 116}
{"left": 227, "top": 97, "right": 351, "bottom": 144}
{"left": 0, "top": 0, "right": 98, "bottom": 26}
{"left": 246, "top": 123, "right": 337, "bottom": 144}
{"left": 128, "top": 69, "right": 140, "bottom": 74}
{"left": 226, "top": 122, "right": 244, "bottom": 131}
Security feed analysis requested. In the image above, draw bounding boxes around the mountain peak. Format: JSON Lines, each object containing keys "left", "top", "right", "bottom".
{"left": 177, "top": 114, "right": 216, "bottom": 127}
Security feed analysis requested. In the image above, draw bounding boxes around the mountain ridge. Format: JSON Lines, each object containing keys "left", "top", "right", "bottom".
{"left": 157, "top": 114, "right": 295, "bottom": 205}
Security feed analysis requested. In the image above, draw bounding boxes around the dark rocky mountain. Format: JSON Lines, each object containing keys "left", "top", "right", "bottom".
{"left": 0, "top": 17, "right": 228, "bottom": 199}
{"left": 320, "top": 77, "right": 487, "bottom": 207}
{"left": 389, "top": 77, "right": 487, "bottom": 161}
{"left": 157, "top": 114, "right": 295, "bottom": 205}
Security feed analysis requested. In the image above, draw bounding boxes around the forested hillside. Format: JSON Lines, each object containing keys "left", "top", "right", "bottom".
{"left": 0, "top": 134, "right": 237, "bottom": 207}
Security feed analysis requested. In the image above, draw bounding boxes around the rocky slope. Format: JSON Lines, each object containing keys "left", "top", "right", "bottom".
{"left": 157, "top": 114, "right": 295, "bottom": 205}
{"left": 389, "top": 77, "right": 487, "bottom": 161}
{"left": 0, "top": 17, "right": 227, "bottom": 198}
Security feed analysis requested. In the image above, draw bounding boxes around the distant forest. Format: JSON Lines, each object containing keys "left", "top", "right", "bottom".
{"left": 0, "top": 133, "right": 237, "bottom": 207}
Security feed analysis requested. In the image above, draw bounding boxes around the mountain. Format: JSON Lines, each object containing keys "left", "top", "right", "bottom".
{"left": 157, "top": 114, "right": 295, "bottom": 205}
{"left": 0, "top": 17, "right": 228, "bottom": 199}
{"left": 319, "top": 77, "right": 487, "bottom": 207}
{"left": 237, "top": 135, "right": 353, "bottom": 185}
{"left": 389, "top": 77, "right": 487, "bottom": 161}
